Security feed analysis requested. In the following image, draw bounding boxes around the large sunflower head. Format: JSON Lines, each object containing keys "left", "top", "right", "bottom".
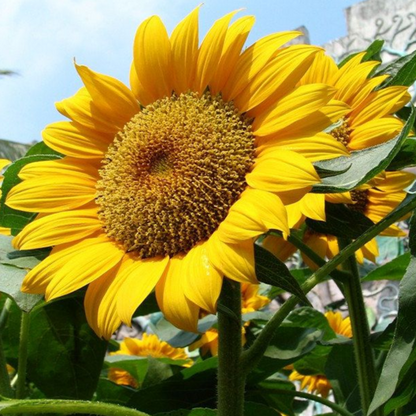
{"left": 6, "top": 9, "right": 346, "bottom": 338}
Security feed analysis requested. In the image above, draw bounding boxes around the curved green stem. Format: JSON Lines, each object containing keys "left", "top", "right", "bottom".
{"left": 0, "top": 298, "right": 13, "bottom": 333}
{"left": 241, "top": 194, "right": 416, "bottom": 376}
{"left": 0, "top": 399, "right": 149, "bottom": 415}
{"left": 258, "top": 387, "right": 355, "bottom": 416}
{"left": 0, "top": 337, "right": 13, "bottom": 398}
{"left": 217, "top": 279, "right": 244, "bottom": 416}
{"left": 16, "top": 312, "right": 30, "bottom": 399}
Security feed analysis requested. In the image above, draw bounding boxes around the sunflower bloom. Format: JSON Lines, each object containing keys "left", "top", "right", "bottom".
{"left": 289, "top": 311, "right": 352, "bottom": 397}
{"left": 108, "top": 333, "right": 191, "bottom": 388}
{"left": 7, "top": 9, "right": 346, "bottom": 338}
{"left": 190, "top": 283, "right": 269, "bottom": 356}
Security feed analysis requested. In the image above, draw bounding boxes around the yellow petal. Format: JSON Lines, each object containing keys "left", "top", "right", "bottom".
{"left": 299, "top": 51, "right": 338, "bottom": 85}
{"left": 0, "top": 159, "right": 11, "bottom": 171}
{"left": 7, "top": 175, "right": 96, "bottom": 213}
{"left": 18, "top": 157, "right": 99, "bottom": 181}
{"left": 350, "top": 86, "right": 410, "bottom": 126}
{"left": 330, "top": 52, "right": 365, "bottom": 84}
{"left": 235, "top": 45, "right": 322, "bottom": 115}
{"left": 132, "top": 16, "right": 173, "bottom": 105}
{"left": 75, "top": 64, "right": 140, "bottom": 127}
{"left": 299, "top": 193, "right": 326, "bottom": 221}
{"left": 257, "top": 132, "right": 349, "bottom": 162}
{"left": 285, "top": 201, "right": 305, "bottom": 229}
{"left": 45, "top": 236, "right": 125, "bottom": 300}
{"left": 13, "top": 207, "right": 101, "bottom": 250}
{"left": 377, "top": 171, "right": 416, "bottom": 192}
{"left": 247, "top": 149, "right": 320, "bottom": 193}
{"left": 21, "top": 236, "right": 102, "bottom": 294}
{"left": 170, "top": 6, "right": 200, "bottom": 94}
{"left": 116, "top": 255, "right": 169, "bottom": 325}
{"left": 210, "top": 15, "right": 255, "bottom": 95}
{"left": 348, "top": 117, "right": 404, "bottom": 150}
{"left": 222, "top": 31, "right": 301, "bottom": 101}
{"left": 156, "top": 256, "right": 199, "bottom": 332}
{"left": 182, "top": 242, "right": 223, "bottom": 314}
{"left": 262, "top": 234, "right": 297, "bottom": 262}
{"left": 56, "top": 87, "right": 120, "bottom": 134}
{"left": 42, "top": 121, "right": 110, "bottom": 159}
{"left": 217, "top": 188, "right": 289, "bottom": 243}
{"left": 192, "top": 11, "right": 238, "bottom": 94}
{"left": 302, "top": 233, "right": 328, "bottom": 269}
{"left": 253, "top": 84, "right": 336, "bottom": 138}
{"left": 206, "top": 232, "right": 257, "bottom": 284}
{"left": 129, "top": 63, "right": 154, "bottom": 105}
{"left": 0, "top": 227, "right": 11, "bottom": 236}
{"left": 325, "top": 192, "right": 354, "bottom": 204}
{"left": 350, "top": 75, "right": 389, "bottom": 108}
{"left": 84, "top": 258, "right": 134, "bottom": 339}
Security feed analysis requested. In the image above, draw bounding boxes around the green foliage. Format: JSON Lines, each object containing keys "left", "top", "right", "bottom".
{"left": 26, "top": 296, "right": 108, "bottom": 400}
{"left": 254, "top": 244, "right": 309, "bottom": 304}
{"left": 376, "top": 49, "right": 416, "bottom": 88}
{"left": 313, "top": 106, "right": 415, "bottom": 193}
{"left": 0, "top": 143, "right": 62, "bottom": 234}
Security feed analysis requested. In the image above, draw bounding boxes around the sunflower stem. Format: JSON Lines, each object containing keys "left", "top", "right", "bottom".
{"left": 0, "top": 336, "right": 13, "bottom": 398}
{"left": 338, "top": 237, "right": 380, "bottom": 416}
{"left": 0, "top": 298, "right": 13, "bottom": 333}
{"left": 16, "top": 312, "right": 30, "bottom": 399}
{"left": 0, "top": 399, "right": 150, "bottom": 415}
{"left": 217, "top": 278, "right": 244, "bottom": 416}
{"left": 241, "top": 195, "right": 416, "bottom": 376}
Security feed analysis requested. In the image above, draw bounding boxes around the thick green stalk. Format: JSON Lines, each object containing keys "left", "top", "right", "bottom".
{"left": 217, "top": 279, "right": 244, "bottom": 416}
{"left": 16, "top": 312, "right": 30, "bottom": 399}
{"left": 0, "top": 399, "right": 149, "bottom": 415}
{"left": 0, "top": 298, "right": 13, "bottom": 333}
{"left": 339, "top": 238, "right": 380, "bottom": 416}
{"left": 257, "top": 387, "right": 355, "bottom": 416}
{"left": 241, "top": 195, "right": 416, "bottom": 376}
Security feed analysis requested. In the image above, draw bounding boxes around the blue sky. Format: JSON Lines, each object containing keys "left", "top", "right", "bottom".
{"left": 0, "top": 0, "right": 358, "bottom": 145}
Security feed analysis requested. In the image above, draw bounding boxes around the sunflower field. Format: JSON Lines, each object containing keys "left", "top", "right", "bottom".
{"left": 1, "top": 7, "right": 416, "bottom": 416}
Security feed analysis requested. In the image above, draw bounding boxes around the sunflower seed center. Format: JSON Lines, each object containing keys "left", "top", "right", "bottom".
{"left": 96, "top": 92, "right": 255, "bottom": 258}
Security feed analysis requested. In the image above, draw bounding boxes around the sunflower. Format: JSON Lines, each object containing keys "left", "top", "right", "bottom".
{"left": 6, "top": 9, "right": 347, "bottom": 338}
{"left": 108, "top": 333, "right": 191, "bottom": 388}
{"left": 190, "top": 283, "right": 269, "bottom": 356}
{"left": 264, "top": 170, "right": 415, "bottom": 266}
{"left": 289, "top": 311, "right": 352, "bottom": 397}
{"left": 0, "top": 159, "right": 11, "bottom": 236}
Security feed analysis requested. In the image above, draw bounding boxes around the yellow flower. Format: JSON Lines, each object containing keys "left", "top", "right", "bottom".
{"left": 0, "top": 159, "right": 11, "bottom": 236}
{"left": 108, "top": 333, "right": 191, "bottom": 388}
{"left": 264, "top": 170, "right": 415, "bottom": 265}
{"left": 289, "top": 311, "right": 352, "bottom": 397}
{"left": 6, "top": 9, "right": 346, "bottom": 338}
{"left": 190, "top": 283, "right": 269, "bottom": 356}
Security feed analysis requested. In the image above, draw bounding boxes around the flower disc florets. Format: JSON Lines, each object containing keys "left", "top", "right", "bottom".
{"left": 96, "top": 92, "right": 255, "bottom": 258}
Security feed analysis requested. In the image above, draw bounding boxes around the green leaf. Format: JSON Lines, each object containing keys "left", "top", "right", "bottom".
{"left": 254, "top": 244, "right": 309, "bottom": 305}
{"left": 105, "top": 355, "right": 151, "bottom": 386}
{"left": 247, "top": 326, "right": 323, "bottom": 384}
{"left": 376, "top": 49, "right": 416, "bottom": 88}
{"left": 368, "top": 212, "right": 416, "bottom": 415}
{"left": 283, "top": 308, "right": 336, "bottom": 341}
{"left": 26, "top": 296, "right": 108, "bottom": 400}
{"left": 126, "top": 358, "right": 218, "bottom": 413}
{"left": 362, "top": 253, "right": 410, "bottom": 282}
{"left": 325, "top": 345, "right": 360, "bottom": 414}
{"left": 255, "top": 378, "right": 302, "bottom": 416}
{"left": 294, "top": 345, "right": 331, "bottom": 375}
{"left": 0, "top": 145, "right": 62, "bottom": 234}
{"left": 338, "top": 40, "right": 384, "bottom": 68}
{"left": 151, "top": 317, "right": 199, "bottom": 348}
{"left": 96, "top": 378, "right": 136, "bottom": 406}
{"left": 244, "top": 401, "right": 282, "bottom": 416}
{"left": 312, "top": 106, "right": 415, "bottom": 193}
{"left": 387, "top": 138, "right": 416, "bottom": 171}
{"left": 306, "top": 202, "right": 374, "bottom": 240}
{"left": 0, "top": 235, "right": 46, "bottom": 269}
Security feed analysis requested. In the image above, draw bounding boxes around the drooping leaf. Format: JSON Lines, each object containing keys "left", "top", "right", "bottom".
{"left": 312, "top": 107, "right": 415, "bottom": 193}
{"left": 0, "top": 235, "right": 46, "bottom": 269}
{"left": 254, "top": 244, "right": 309, "bottom": 305}
{"left": 26, "top": 296, "right": 108, "bottom": 400}
{"left": 368, "top": 212, "right": 416, "bottom": 414}
{"left": 362, "top": 253, "right": 410, "bottom": 282}
{"left": 0, "top": 143, "right": 62, "bottom": 234}
{"left": 387, "top": 138, "right": 416, "bottom": 171}
{"left": 151, "top": 317, "right": 199, "bottom": 348}
{"left": 306, "top": 202, "right": 374, "bottom": 239}
{"left": 325, "top": 344, "right": 360, "bottom": 414}
{"left": 376, "top": 49, "right": 416, "bottom": 88}
{"left": 247, "top": 326, "right": 323, "bottom": 384}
